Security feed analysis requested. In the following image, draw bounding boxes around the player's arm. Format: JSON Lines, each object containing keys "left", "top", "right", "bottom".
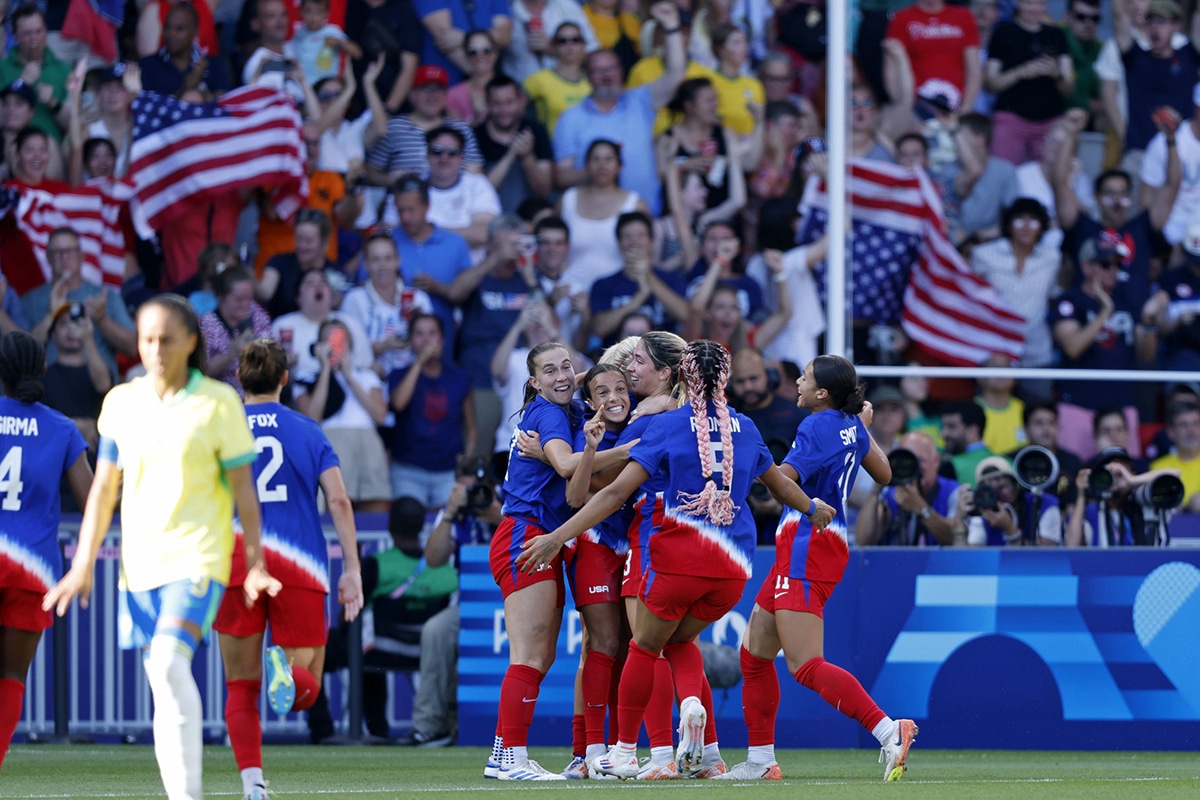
{"left": 319, "top": 465, "right": 364, "bottom": 621}
{"left": 44, "top": 452, "right": 120, "bottom": 614}
{"left": 228, "top": 463, "right": 281, "bottom": 604}
{"left": 759, "top": 463, "right": 833, "bottom": 528}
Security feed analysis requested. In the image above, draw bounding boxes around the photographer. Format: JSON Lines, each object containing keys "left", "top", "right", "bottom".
{"left": 963, "top": 456, "right": 1063, "bottom": 547}
{"left": 1066, "top": 447, "right": 1185, "bottom": 547}
{"left": 857, "top": 431, "right": 964, "bottom": 546}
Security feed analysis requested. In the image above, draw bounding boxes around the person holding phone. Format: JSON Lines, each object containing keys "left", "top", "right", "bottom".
{"left": 200, "top": 267, "right": 274, "bottom": 397}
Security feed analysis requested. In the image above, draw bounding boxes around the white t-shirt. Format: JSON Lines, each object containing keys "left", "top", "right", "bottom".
{"left": 242, "top": 46, "right": 306, "bottom": 104}
{"left": 339, "top": 280, "right": 434, "bottom": 377}
{"left": 1140, "top": 123, "right": 1200, "bottom": 244}
{"left": 1013, "top": 162, "right": 1098, "bottom": 226}
{"left": 270, "top": 310, "right": 374, "bottom": 377}
{"left": 745, "top": 247, "right": 824, "bottom": 368}
{"left": 425, "top": 172, "right": 502, "bottom": 264}
{"left": 293, "top": 367, "right": 384, "bottom": 430}
{"left": 494, "top": 347, "right": 529, "bottom": 454}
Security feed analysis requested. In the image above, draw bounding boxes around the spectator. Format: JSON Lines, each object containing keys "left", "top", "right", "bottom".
{"left": 258, "top": 208, "right": 339, "bottom": 319}
{"left": 388, "top": 313, "right": 476, "bottom": 506}
{"left": 341, "top": 234, "right": 434, "bottom": 377}
{"left": 1062, "top": 0, "right": 1105, "bottom": 117}
{"left": 683, "top": 221, "right": 761, "bottom": 319}
{"left": 294, "top": 319, "right": 391, "bottom": 511}
{"left": 708, "top": 24, "right": 765, "bottom": 140}
{"left": 846, "top": 384, "right": 910, "bottom": 531}
{"left": 964, "top": 456, "right": 1063, "bottom": 546}
{"left": 290, "top": 0, "right": 363, "bottom": 86}
{"left": 582, "top": 0, "right": 641, "bottom": 75}
{"left": 984, "top": 0, "right": 1074, "bottom": 165}
{"left": 531, "top": 215, "right": 589, "bottom": 350}
{"left": 0, "top": 270, "right": 28, "bottom": 335}
{"left": 683, "top": 251, "right": 791, "bottom": 354}
{"left": 78, "top": 65, "right": 132, "bottom": 178}
{"left": 976, "top": 353, "right": 1027, "bottom": 455}
{"left": 1141, "top": 88, "right": 1200, "bottom": 248}
{"left": 941, "top": 399, "right": 994, "bottom": 487}
{"left": 627, "top": 9, "right": 721, "bottom": 135}
{"left": 1013, "top": 119, "right": 1099, "bottom": 226}
{"left": 553, "top": 3, "right": 688, "bottom": 214}
{"left": 42, "top": 301, "right": 111, "bottom": 454}
{"left": 138, "top": 0, "right": 220, "bottom": 59}
{"left": 447, "top": 30, "right": 502, "bottom": 125}
{"left": 137, "top": 2, "right": 231, "bottom": 99}
{"left": 1091, "top": 407, "right": 1148, "bottom": 467}
{"left": 415, "top": 0, "right": 513, "bottom": 85}
{"left": 0, "top": 7, "right": 69, "bottom": 140}
{"left": 475, "top": 75, "right": 555, "bottom": 213}
{"left": 757, "top": 50, "right": 805, "bottom": 107}
{"left": 244, "top": 0, "right": 316, "bottom": 105}
{"left": 505, "top": 0, "right": 599, "bottom": 84}
{"left": 588, "top": 210, "right": 690, "bottom": 344}
{"left": 1013, "top": 400, "right": 1084, "bottom": 502}
{"left": 200, "top": 267, "right": 274, "bottom": 396}
{"left": 523, "top": 21, "right": 593, "bottom": 135}
{"left": 1066, "top": 446, "right": 1182, "bottom": 546}
{"left": 1150, "top": 400, "right": 1200, "bottom": 513}
{"left": 657, "top": 77, "right": 746, "bottom": 223}
{"left": 2, "top": 80, "right": 64, "bottom": 182}
{"left": 312, "top": 60, "right": 387, "bottom": 187}
{"left": 1142, "top": 221, "right": 1200, "bottom": 373}
{"left": 969, "top": 197, "right": 1061, "bottom": 378}
{"left": 749, "top": 100, "right": 809, "bottom": 201}
{"left": 900, "top": 363, "right": 944, "bottom": 447}
{"left": 936, "top": 111, "right": 1020, "bottom": 245}
{"left": 885, "top": 0, "right": 983, "bottom": 114}
{"left": 1, "top": 127, "right": 72, "bottom": 295}
{"left": 969, "top": 0, "right": 1000, "bottom": 115}
{"left": 424, "top": 126, "right": 502, "bottom": 264}
{"left": 270, "top": 268, "right": 373, "bottom": 378}
{"left": 848, "top": 79, "right": 907, "bottom": 163}
{"left": 728, "top": 347, "right": 809, "bottom": 451}
{"left": 389, "top": 175, "right": 473, "bottom": 344}
{"left": 657, "top": 160, "right": 710, "bottom": 272}
{"left": 23, "top": 227, "right": 135, "bottom": 380}
{"left": 557, "top": 138, "right": 649, "bottom": 293}
{"left": 857, "top": 431, "right": 966, "bottom": 546}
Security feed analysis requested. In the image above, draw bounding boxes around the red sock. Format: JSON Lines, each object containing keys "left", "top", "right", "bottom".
{"left": 607, "top": 658, "right": 624, "bottom": 744}
{"left": 616, "top": 641, "right": 658, "bottom": 745}
{"left": 740, "top": 647, "right": 779, "bottom": 746}
{"left": 571, "top": 713, "right": 586, "bottom": 756}
{"left": 699, "top": 671, "right": 717, "bottom": 744}
{"left": 644, "top": 656, "right": 674, "bottom": 749}
{"left": 500, "top": 664, "right": 544, "bottom": 748}
{"left": 0, "top": 678, "right": 25, "bottom": 770}
{"left": 494, "top": 710, "right": 503, "bottom": 742}
{"left": 224, "top": 679, "right": 263, "bottom": 771}
{"left": 661, "top": 640, "right": 705, "bottom": 702}
{"left": 581, "top": 651, "right": 614, "bottom": 746}
{"left": 291, "top": 666, "right": 319, "bottom": 712}
{"left": 794, "top": 657, "right": 886, "bottom": 732}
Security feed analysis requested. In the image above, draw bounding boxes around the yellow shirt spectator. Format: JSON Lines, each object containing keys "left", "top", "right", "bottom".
{"left": 978, "top": 396, "right": 1026, "bottom": 457}
{"left": 98, "top": 370, "right": 256, "bottom": 591}
{"left": 584, "top": 6, "right": 641, "bottom": 53}
{"left": 625, "top": 56, "right": 717, "bottom": 136}
{"left": 524, "top": 69, "right": 593, "bottom": 135}
{"left": 1151, "top": 452, "right": 1200, "bottom": 505}
{"left": 708, "top": 70, "right": 765, "bottom": 135}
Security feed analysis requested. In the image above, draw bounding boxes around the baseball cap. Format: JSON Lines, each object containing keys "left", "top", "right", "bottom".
{"left": 1, "top": 79, "right": 37, "bottom": 106}
{"left": 49, "top": 301, "right": 85, "bottom": 331}
{"left": 1092, "top": 446, "right": 1133, "bottom": 470}
{"left": 1078, "top": 231, "right": 1130, "bottom": 264}
{"left": 916, "top": 79, "right": 961, "bottom": 113}
{"left": 868, "top": 384, "right": 905, "bottom": 408}
{"left": 1146, "top": 0, "right": 1182, "bottom": 20}
{"left": 99, "top": 63, "right": 127, "bottom": 85}
{"left": 413, "top": 64, "right": 449, "bottom": 89}
{"left": 975, "top": 455, "right": 1015, "bottom": 485}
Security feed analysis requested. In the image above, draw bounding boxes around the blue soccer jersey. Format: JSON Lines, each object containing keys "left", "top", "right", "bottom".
{"left": 501, "top": 395, "right": 581, "bottom": 532}
{"left": 629, "top": 404, "right": 774, "bottom": 579}
{"left": 574, "top": 426, "right": 632, "bottom": 554}
{"left": 240, "top": 402, "right": 340, "bottom": 593}
{"left": 0, "top": 397, "right": 87, "bottom": 593}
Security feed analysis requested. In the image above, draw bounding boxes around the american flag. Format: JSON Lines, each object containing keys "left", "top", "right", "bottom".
{"left": 0, "top": 183, "right": 127, "bottom": 291}
{"left": 122, "top": 86, "right": 307, "bottom": 232}
{"left": 798, "top": 159, "right": 1025, "bottom": 366}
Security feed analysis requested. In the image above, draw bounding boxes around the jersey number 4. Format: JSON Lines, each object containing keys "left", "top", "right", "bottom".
{"left": 0, "top": 446, "right": 23, "bottom": 511}
{"left": 254, "top": 436, "right": 288, "bottom": 503}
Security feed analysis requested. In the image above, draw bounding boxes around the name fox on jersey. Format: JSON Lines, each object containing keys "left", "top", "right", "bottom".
{"left": 247, "top": 413, "right": 279, "bottom": 430}
{"left": 0, "top": 416, "right": 38, "bottom": 436}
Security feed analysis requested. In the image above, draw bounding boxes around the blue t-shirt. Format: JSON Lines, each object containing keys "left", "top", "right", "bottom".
{"left": 1150, "top": 264, "right": 1200, "bottom": 361}
{"left": 971, "top": 492, "right": 1061, "bottom": 546}
{"left": 387, "top": 364, "right": 472, "bottom": 470}
{"left": 1046, "top": 289, "right": 1139, "bottom": 409}
{"left": 589, "top": 268, "right": 687, "bottom": 344}
{"left": 393, "top": 226, "right": 472, "bottom": 341}
{"left": 460, "top": 272, "right": 532, "bottom": 388}
{"left": 412, "top": 0, "right": 512, "bottom": 84}
{"left": 618, "top": 412, "right": 664, "bottom": 554}
{"left": 880, "top": 476, "right": 963, "bottom": 547}
{"left": 684, "top": 261, "right": 764, "bottom": 321}
{"left": 0, "top": 397, "right": 87, "bottom": 593}
{"left": 244, "top": 402, "right": 340, "bottom": 592}
{"left": 779, "top": 410, "right": 869, "bottom": 549}
{"left": 573, "top": 426, "right": 631, "bottom": 553}
{"left": 501, "top": 395, "right": 581, "bottom": 531}
{"left": 629, "top": 404, "right": 773, "bottom": 579}
{"left": 1122, "top": 43, "right": 1200, "bottom": 151}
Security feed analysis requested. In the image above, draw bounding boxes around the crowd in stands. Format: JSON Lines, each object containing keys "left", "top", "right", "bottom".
{"left": 5, "top": 0, "right": 1200, "bottom": 744}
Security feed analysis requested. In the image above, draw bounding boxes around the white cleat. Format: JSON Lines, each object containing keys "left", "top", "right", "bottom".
{"left": 497, "top": 759, "right": 567, "bottom": 781}
{"left": 636, "top": 759, "right": 680, "bottom": 780}
{"left": 879, "top": 719, "right": 919, "bottom": 781}
{"left": 561, "top": 755, "right": 588, "bottom": 779}
{"left": 714, "top": 760, "right": 782, "bottom": 780}
{"left": 588, "top": 746, "right": 640, "bottom": 780}
{"left": 674, "top": 696, "right": 707, "bottom": 773}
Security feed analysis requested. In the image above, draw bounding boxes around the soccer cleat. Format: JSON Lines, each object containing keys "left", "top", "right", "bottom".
{"left": 497, "top": 759, "right": 567, "bottom": 781}
{"left": 636, "top": 759, "right": 680, "bottom": 780}
{"left": 589, "top": 746, "right": 640, "bottom": 780}
{"left": 264, "top": 645, "right": 295, "bottom": 715}
{"left": 561, "top": 755, "right": 589, "bottom": 779}
{"left": 483, "top": 760, "right": 500, "bottom": 779}
{"left": 684, "top": 758, "right": 728, "bottom": 779}
{"left": 244, "top": 783, "right": 270, "bottom": 799}
{"left": 675, "top": 696, "right": 707, "bottom": 773}
{"left": 879, "top": 719, "right": 918, "bottom": 781}
{"left": 713, "top": 761, "right": 782, "bottom": 780}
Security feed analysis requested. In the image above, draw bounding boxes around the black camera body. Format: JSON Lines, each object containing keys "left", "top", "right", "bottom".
{"left": 888, "top": 448, "right": 920, "bottom": 486}
{"left": 457, "top": 457, "right": 494, "bottom": 519}
{"left": 972, "top": 482, "right": 1001, "bottom": 514}
{"left": 1086, "top": 468, "right": 1114, "bottom": 500}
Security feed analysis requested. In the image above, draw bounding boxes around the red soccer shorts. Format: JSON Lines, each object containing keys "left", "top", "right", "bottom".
{"left": 569, "top": 539, "right": 624, "bottom": 607}
{"left": 753, "top": 563, "right": 836, "bottom": 618}
{"left": 490, "top": 516, "right": 565, "bottom": 606}
{"left": 621, "top": 546, "right": 644, "bottom": 599}
{"left": 640, "top": 570, "right": 746, "bottom": 622}
{"left": 213, "top": 584, "right": 328, "bottom": 647}
{"left": 0, "top": 587, "right": 52, "bottom": 631}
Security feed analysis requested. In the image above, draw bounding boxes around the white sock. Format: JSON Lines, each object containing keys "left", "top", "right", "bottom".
{"left": 490, "top": 735, "right": 504, "bottom": 764}
{"left": 614, "top": 740, "right": 637, "bottom": 756}
{"left": 511, "top": 745, "right": 528, "bottom": 764}
{"left": 872, "top": 716, "right": 897, "bottom": 746}
{"left": 585, "top": 743, "right": 606, "bottom": 760}
{"left": 649, "top": 745, "right": 673, "bottom": 764}
{"left": 748, "top": 744, "right": 775, "bottom": 764}
{"left": 703, "top": 742, "right": 721, "bottom": 763}
{"left": 240, "top": 767, "right": 265, "bottom": 794}
{"left": 144, "top": 637, "right": 203, "bottom": 800}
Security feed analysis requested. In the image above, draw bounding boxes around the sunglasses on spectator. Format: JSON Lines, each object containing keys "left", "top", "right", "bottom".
{"left": 1012, "top": 218, "right": 1042, "bottom": 229}
{"left": 1073, "top": 12, "right": 1100, "bottom": 23}
{"left": 430, "top": 146, "right": 462, "bottom": 157}
{"left": 467, "top": 47, "right": 494, "bottom": 56}
{"left": 555, "top": 36, "right": 584, "bottom": 45}
{"left": 317, "top": 91, "right": 340, "bottom": 101}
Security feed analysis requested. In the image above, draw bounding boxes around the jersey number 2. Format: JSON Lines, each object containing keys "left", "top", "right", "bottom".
{"left": 0, "top": 446, "right": 23, "bottom": 510}
{"left": 255, "top": 436, "right": 288, "bottom": 503}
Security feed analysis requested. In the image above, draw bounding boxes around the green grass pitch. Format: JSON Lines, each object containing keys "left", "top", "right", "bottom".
{"left": 4, "top": 745, "right": 1199, "bottom": 799}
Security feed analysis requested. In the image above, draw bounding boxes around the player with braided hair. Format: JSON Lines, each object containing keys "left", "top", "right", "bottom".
{"left": 0, "top": 332, "right": 93, "bottom": 770}
{"left": 518, "top": 339, "right": 834, "bottom": 781}
{"left": 718, "top": 355, "right": 917, "bottom": 783}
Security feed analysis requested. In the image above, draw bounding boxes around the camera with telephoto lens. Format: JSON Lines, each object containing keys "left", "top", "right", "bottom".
{"left": 1135, "top": 474, "right": 1185, "bottom": 510}
{"left": 888, "top": 448, "right": 920, "bottom": 486}
{"left": 972, "top": 482, "right": 1001, "bottom": 514}
{"left": 457, "top": 458, "right": 494, "bottom": 519}
{"left": 1086, "top": 468, "right": 1114, "bottom": 499}
{"left": 1013, "top": 445, "right": 1059, "bottom": 493}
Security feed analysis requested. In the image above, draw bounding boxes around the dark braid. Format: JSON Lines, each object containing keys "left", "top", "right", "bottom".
{"left": 0, "top": 331, "right": 47, "bottom": 403}
{"left": 811, "top": 355, "right": 865, "bottom": 414}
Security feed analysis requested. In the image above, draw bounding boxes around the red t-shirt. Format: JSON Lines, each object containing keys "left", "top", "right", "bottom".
{"left": 886, "top": 5, "right": 980, "bottom": 95}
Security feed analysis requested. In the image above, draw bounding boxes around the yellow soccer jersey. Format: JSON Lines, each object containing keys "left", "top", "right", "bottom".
{"left": 625, "top": 57, "right": 718, "bottom": 136}
{"left": 98, "top": 370, "right": 256, "bottom": 592}
{"left": 524, "top": 69, "right": 592, "bottom": 136}
{"left": 979, "top": 397, "right": 1026, "bottom": 458}
{"left": 709, "top": 71, "right": 765, "bottom": 136}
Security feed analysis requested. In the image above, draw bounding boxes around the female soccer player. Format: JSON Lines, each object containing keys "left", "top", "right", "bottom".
{"left": 45, "top": 295, "right": 280, "bottom": 800}
{"left": 215, "top": 339, "right": 365, "bottom": 800}
{"left": 488, "top": 341, "right": 634, "bottom": 781}
{"left": 0, "top": 332, "right": 93, "bottom": 770}
{"left": 719, "top": 355, "right": 917, "bottom": 782}
{"left": 519, "top": 340, "right": 833, "bottom": 780}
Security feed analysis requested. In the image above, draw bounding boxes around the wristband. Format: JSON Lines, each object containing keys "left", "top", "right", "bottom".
{"left": 804, "top": 496, "right": 819, "bottom": 516}
{"left": 663, "top": 26, "right": 682, "bottom": 34}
